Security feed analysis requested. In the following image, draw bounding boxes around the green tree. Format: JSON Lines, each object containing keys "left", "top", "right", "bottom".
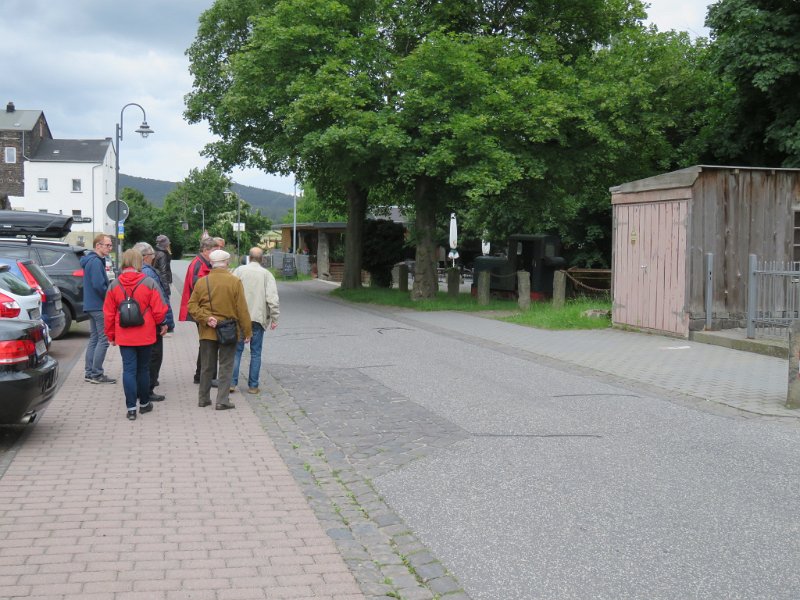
{"left": 282, "top": 183, "right": 346, "bottom": 223}
{"left": 121, "top": 187, "right": 165, "bottom": 252}
{"left": 706, "top": 0, "right": 800, "bottom": 166}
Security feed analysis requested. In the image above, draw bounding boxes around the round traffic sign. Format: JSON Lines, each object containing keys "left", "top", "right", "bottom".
{"left": 106, "top": 200, "right": 130, "bottom": 223}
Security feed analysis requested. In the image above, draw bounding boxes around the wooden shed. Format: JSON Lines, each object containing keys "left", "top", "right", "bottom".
{"left": 610, "top": 165, "right": 800, "bottom": 338}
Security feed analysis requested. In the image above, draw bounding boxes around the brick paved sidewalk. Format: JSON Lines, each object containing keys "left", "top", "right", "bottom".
{"left": 0, "top": 318, "right": 364, "bottom": 600}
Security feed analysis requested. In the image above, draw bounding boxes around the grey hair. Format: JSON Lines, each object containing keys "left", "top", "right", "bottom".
{"left": 200, "top": 237, "right": 218, "bottom": 252}
{"left": 133, "top": 241, "right": 154, "bottom": 256}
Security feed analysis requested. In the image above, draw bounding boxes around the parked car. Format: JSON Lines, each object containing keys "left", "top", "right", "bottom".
{"left": 0, "top": 257, "right": 66, "bottom": 339}
{"left": 0, "top": 238, "right": 89, "bottom": 336}
{"left": 0, "top": 317, "right": 58, "bottom": 425}
{"left": 0, "top": 265, "right": 43, "bottom": 324}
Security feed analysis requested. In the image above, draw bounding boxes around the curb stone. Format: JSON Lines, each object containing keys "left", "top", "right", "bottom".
{"left": 246, "top": 368, "right": 471, "bottom": 600}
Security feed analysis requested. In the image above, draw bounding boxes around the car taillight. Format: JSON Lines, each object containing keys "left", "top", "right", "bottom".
{"left": 0, "top": 339, "right": 35, "bottom": 364}
{"left": 72, "top": 269, "right": 84, "bottom": 277}
{"left": 0, "top": 291, "right": 21, "bottom": 318}
{"left": 18, "top": 263, "right": 46, "bottom": 302}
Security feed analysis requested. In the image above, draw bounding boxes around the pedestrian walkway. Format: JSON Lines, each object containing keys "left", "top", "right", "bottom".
{"left": 397, "top": 310, "right": 798, "bottom": 419}
{"left": 0, "top": 314, "right": 364, "bottom": 599}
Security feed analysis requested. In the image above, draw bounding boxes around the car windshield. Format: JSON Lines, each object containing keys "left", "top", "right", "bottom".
{"left": 0, "top": 271, "right": 35, "bottom": 296}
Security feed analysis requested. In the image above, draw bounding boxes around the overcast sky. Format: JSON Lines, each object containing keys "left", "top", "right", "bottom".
{"left": 2, "top": 0, "right": 712, "bottom": 195}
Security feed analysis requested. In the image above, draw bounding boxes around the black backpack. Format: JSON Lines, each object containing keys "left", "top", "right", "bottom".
{"left": 118, "top": 280, "right": 146, "bottom": 328}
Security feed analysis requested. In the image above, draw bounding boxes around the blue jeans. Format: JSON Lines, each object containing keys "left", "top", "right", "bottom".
{"left": 84, "top": 310, "right": 109, "bottom": 379}
{"left": 232, "top": 322, "right": 264, "bottom": 388}
{"left": 119, "top": 345, "right": 153, "bottom": 411}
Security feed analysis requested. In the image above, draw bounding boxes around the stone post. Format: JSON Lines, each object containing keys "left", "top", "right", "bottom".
{"left": 477, "top": 270, "right": 490, "bottom": 305}
{"left": 317, "top": 232, "right": 330, "bottom": 280}
{"left": 787, "top": 320, "right": 800, "bottom": 409}
{"left": 447, "top": 267, "right": 460, "bottom": 298}
{"left": 517, "top": 271, "right": 530, "bottom": 311}
{"left": 552, "top": 270, "right": 566, "bottom": 309}
{"left": 398, "top": 263, "right": 409, "bottom": 292}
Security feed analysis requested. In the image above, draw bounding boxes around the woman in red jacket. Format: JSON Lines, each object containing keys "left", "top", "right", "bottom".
{"left": 104, "top": 248, "right": 169, "bottom": 421}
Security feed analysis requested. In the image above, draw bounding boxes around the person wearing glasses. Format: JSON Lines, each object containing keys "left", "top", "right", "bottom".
{"left": 80, "top": 234, "right": 117, "bottom": 384}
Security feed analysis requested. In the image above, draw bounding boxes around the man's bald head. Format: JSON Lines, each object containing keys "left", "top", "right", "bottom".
{"left": 248, "top": 247, "right": 264, "bottom": 262}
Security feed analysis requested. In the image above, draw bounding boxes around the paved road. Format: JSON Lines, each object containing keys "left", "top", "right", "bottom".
{"left": 255, "top": 279, "right": 800, "bottom": 599}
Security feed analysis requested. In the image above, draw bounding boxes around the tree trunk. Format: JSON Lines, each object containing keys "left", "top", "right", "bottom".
{"left": 412, "top": 177, "right": 438, "bottom": 300}
{"left": 342, "top": 182, "right": 367, "bottom": 289}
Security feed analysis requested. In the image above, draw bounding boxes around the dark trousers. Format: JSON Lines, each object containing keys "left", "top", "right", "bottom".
{"left": 195, "top": 324, "right": 217, "bottom": 381}
{"left": 199, "top": 339, "right": 235, "bottom": 406}
{"left": 149, "top": 333, "right": 163, "bottom": 392}
{"left": 120, "top": 345, "right": 152, "bottom": 411}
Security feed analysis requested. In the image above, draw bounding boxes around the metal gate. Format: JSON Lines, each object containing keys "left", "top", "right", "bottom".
{"left": 746, "top": 254, "right": 800, "bottom": 339}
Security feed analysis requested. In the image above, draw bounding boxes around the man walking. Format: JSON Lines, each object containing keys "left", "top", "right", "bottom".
{"left": 81, "top": 233, "right": 116, "bottom": 384}
{"left": 188, "top": 249, "right": 252, "bottom": 410}
{"left": 180, "top": 236, "right": 217, "bottom": 383}
{"left": 134, "top": 241, "right": 174, "bottom": 403}
{"left": 231, "top": 247, "right": 279, "bottom": 394}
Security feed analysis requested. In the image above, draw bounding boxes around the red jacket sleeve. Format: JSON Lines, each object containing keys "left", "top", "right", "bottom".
{"left": 103, "top": 283, "right": 120, "bottom": 343}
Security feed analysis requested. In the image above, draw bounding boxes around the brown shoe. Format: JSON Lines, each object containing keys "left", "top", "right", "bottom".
{"left": 215, "top": 403, "right": 235, "bottom": 410}
{"left": 198, "top": 401, "right": 211, "bottom": 407}
{"left": 229, "top": 386, "right": 236, "bottom": 393}
{"left": 247, "top": 387, "right": 260, "bottom": 394}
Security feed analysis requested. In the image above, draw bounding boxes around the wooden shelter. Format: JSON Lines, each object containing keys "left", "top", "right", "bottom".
{"left": 610, "top": 165, "right": 800, "bottom": 338}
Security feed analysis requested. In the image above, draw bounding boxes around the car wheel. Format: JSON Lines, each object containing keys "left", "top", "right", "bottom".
{"left": 54, "top": 305, "right": 73, "bottom": 339}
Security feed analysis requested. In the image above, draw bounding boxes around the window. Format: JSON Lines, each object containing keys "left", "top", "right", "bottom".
{"left": 3, "top": 147, "right": 15, "bottom": 163}
{"left": 72, "top": 178, "right": 82, "bottom": 192}
{"left": 794, "top": 211, "right": 800, "bottom": 262}
{"left": 39, "top": 209, "right": 47, "bottom": 213}
{"left": 37, "top": 178, "right": 48, "bottom": 192}
{"left": 72, "top": 210, "right": 82, "bottom": 221}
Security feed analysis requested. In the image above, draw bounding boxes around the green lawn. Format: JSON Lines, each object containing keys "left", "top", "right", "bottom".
{"left": 332, "top": 287, "right": 612, "bottom": 329}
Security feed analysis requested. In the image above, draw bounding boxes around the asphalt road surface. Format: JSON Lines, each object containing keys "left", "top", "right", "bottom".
{"left": 262, "top": 281, "right": 800, "bottom": 600}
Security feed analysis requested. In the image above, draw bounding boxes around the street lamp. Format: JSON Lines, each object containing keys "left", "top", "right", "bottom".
{"left": 192, "top": 204, "right": 205, "bottom": 235}
{"left": 224, "top": 189, "right": 241, "bottom": 262}
{"left": 114, "top": 103, "right": 153, "bottom": 266}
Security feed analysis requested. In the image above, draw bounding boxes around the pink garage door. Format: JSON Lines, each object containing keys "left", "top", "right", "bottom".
{"left": 613, "top": 200, "right": 689, "bottom": 337}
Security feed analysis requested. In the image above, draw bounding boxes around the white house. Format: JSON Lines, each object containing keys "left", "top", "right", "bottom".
{"left": 0, "top": 103, "right": 117, "bottom": 246}
{"left": 23, "top": 138, "right": 116, "bottom": 246}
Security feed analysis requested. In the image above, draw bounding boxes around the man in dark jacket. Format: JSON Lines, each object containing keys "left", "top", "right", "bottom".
{"left": 135, "top": 241, "right": 175, "bottom": 403}
{"left": 153, "top": 234, "right": 172, "bottom": 296}
{"left": 80, "top": 233, "right": 116, "bottom": 384}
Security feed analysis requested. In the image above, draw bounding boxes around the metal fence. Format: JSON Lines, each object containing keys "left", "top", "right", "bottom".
{"left": 747, "top": 254, "right": 800, "bottom": 339}
{"left": 264, "top": 251, "right": 311, "bottom": 275}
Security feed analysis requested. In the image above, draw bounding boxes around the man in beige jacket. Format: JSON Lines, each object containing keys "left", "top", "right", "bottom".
{"left": 188, "top": 249, "right": 252, "bottom": 410}
{"left": 231, "top": 247, "right": 279, "bottom": 394}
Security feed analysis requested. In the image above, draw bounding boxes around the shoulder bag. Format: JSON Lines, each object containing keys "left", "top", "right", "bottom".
{"left": 205, "top": 277, "right": 238, "bottom": 345}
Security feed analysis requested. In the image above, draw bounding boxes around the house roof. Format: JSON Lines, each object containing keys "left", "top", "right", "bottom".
{"left": 610, "top": 164, "right": 800, "bottom": 195}
{"left": 0, "top": 108, "right": 43, "bottom": 131}
{"left": 29, "top": 138, "right": 112, "bottom": 163}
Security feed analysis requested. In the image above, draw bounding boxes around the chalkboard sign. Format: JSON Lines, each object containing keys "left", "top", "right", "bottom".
{"left": 282, "top": 255, "right": 297, "bottom": 278}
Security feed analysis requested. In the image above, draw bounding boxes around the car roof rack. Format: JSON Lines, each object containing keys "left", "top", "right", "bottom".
{"left": 0, "top": 210, "right": 73, "bottom": 244}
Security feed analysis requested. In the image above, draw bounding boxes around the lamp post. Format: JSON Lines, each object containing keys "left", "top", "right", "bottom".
{"left": 292, "top": 178, "right": 297, "bottom": 256}
{"left": 192, "top": 204, "right": 205, "bottom": 235}
{"left": 223, "top": 189, "right": 241, "bottom": 262}
{"left": 114, "top": 103, "right": 153, "bottom": 266}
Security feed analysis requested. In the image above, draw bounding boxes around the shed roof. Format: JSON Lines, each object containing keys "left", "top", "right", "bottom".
{"left": 610, "top": 165, "right": 800, "bottom": 195}
{"left": 30, "top": 139, "right": 112, "bottom": 163}
{"left": 0, "top": 108, "right": 43, "bottom": 131}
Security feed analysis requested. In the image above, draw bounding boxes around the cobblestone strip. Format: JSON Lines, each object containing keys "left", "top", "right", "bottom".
{"left": 247, "top": 365, "right": 471, "bottom": 600}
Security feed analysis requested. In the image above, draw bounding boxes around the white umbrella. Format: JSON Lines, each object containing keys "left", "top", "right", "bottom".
{"left": 448, "top": 213, "right": 459, "bottom": 266}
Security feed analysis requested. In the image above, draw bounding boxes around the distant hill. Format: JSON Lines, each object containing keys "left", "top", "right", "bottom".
{"left": 119, "top": 174, "right": 294, "bottom": 222}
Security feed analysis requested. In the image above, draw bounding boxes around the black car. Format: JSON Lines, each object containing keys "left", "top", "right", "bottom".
{"left": 0, "top": 257, "right": 66, "bottom": 339}
{"left": 0, "top": 238, "right": 88, "bottom": 336}
{"left": 0, "top": 318, "right": 58, "bottom": 425}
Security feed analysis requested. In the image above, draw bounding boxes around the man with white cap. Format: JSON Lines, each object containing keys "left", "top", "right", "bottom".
{"left": 187, "top": 249, "right": 252, "bottom": 410}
